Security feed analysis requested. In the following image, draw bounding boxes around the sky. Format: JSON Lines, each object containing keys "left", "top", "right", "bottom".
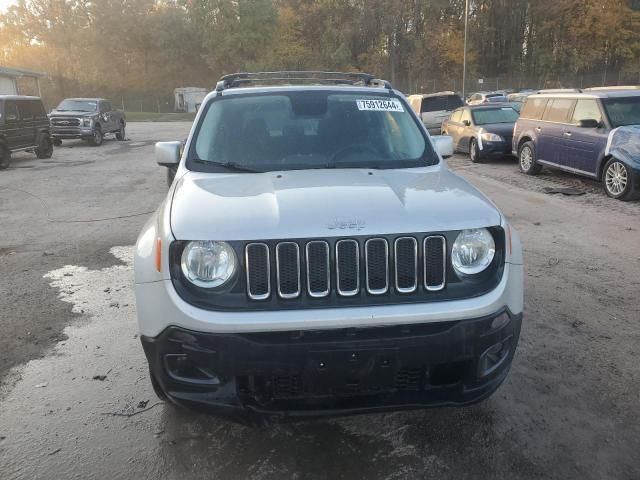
{"left": 0, "top": 0, "right": 17, "bottom": 13}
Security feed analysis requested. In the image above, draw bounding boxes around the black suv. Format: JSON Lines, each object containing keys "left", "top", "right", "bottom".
{"left": 0, "top": 96, "right": 53, "bottom": 169}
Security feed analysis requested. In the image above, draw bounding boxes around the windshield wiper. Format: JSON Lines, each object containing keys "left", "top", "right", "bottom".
{"left": 192, "top": 159, "right": 263, "bottom": 173}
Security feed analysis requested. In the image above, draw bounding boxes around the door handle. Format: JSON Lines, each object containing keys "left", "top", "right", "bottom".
{"left": 563, "top": 131, "right": 572, "bottom": 137}
{"left": 534, "top": 127, "right": 541, "bottom": 132}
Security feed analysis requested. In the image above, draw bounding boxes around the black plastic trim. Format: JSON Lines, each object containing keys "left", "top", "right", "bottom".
{"left": 168, "top": 227, "right": 506, "bottom": 312}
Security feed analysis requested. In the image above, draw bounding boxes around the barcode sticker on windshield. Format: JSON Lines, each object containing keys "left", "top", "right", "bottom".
{"left": 356, "top": 99, "right": 404, "bottom": 112}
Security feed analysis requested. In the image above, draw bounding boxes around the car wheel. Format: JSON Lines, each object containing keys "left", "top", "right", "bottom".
{"left": 0, "top": 144, "right": 11, "bottom": 170}
{"left": 149, "top": 368, "right": 168, "bottom": 401}
{"left": 35, "top": 135, "right": 54, "bottom": 159}
{"left": 603, "top": 158, "right": 639, "bottom": 201}
{"left": 52, "top": 138, "right": 62, "bottom": 146}
{"left": 469, "top": 138, "right": 482, "bottom": 163}
{"left": 89, "top": 127, "right": 103, "bottom": 146}
{"left": 518, "top": 141, "right": 542, "bottom": 175}
{"left": 116, "top": 123, "right": 126, "bottom": 141}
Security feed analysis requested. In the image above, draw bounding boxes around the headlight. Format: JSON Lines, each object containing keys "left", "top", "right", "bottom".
{"left": 180, "top": 241, "right": 237, "bottom": 288}
{"left": 82, "top": 118, "right": 92, "bottom": 127}
{"left": 452, "top": 228, "right": 495, "bottom": 275}
{"left": 480, "top": 132, "right": 504, "bottom": 142}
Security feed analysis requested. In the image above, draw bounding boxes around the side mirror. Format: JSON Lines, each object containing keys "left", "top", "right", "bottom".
{"left": 462, "top": 119, "right": 471, "bottom": 127}
{"left": 578, "top": 118, "right": 600, "bottom": 128}
{"left": 432, "top": 135, "right": 454, "bottom": 159}
{"left": 156, "top": 141, "right": 182, "bottom": 167}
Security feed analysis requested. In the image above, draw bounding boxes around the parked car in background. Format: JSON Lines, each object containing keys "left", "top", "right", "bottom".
{"left": 507, "top": 92, "right": 532, "bottom": 105}
{"left": 513, "top": 88, "right": 640, "bottom": 200}
{"left": 442, "top": 104, "right": 519, "bottom": 162}
{"left": 49, "top": 98, "right": 126, "bottom": 146}
{"left": 467, "top": 92, "right": 506, "bottom": 105}
{"left": 138, "top": 71, "right": 523, "bottom": 420}
{"left": 0, "top": 95, "right": 53, "bottom": 169}
{"left": 504, "top": 101, "right": 523, "bottom": 113}
{"left": 407, "top": 92, "right": 464, "bottom": 135}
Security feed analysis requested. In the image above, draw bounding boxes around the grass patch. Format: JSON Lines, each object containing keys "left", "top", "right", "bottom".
{"left": 125, "top": 112, "right": 196, "bottom": 122}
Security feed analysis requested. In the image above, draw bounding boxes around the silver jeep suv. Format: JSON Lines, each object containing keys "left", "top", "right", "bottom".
{"left": 135, "top": 71, "right": 523, "bottom": 420}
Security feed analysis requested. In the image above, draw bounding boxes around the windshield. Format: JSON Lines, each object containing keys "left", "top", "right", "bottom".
{"left": 190, "top": 91, "right": 436, "bottom": 172}
{"left": 56, "top": 100, "right": 97, "bottom": 112}
{"left": 603, "top": 97, "right": 640, "bottom": 127}
{"left": 472, "top": 107, "right": 519, "bottom": 125}
{"left": 421, "top": 95, "right": 463, "bottom": 112}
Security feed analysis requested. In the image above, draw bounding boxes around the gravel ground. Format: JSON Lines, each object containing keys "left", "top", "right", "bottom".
{"left": 0, "top": 123, "right": 639, "bottom": 479}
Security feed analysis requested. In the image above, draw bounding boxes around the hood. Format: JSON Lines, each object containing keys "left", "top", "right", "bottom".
{"left": 476, "top": 123, "right": 515, "bottom": 136}
{"left": 170, "top": 167, "right": 502, "bottom": 241}
{"left": 49, "top": 110, "right": 96, "bottom": 117}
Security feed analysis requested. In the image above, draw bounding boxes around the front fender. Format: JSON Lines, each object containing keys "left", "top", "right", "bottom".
{"left": 135, "top": 197, "right": 175, "bottom": 284}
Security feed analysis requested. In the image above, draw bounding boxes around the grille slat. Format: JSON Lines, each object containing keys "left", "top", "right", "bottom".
{"left": 276, "top": 242, "right": 301, "bottom": 298}
{"left": 394, "top": 237, "right": 418, "bottom": 293}
{"left": 424, "top": 236, "right": 446, "bottom": 291}
{"left": 336, "top": 240, "right": 359, "bottom": 296}
{"left": 306, "top": 241, "right": 330, "bottom": 298}
{"left": 365, "top": 238, "right": 389, "bottom": 295}
{"left": 245, "top": 243, "right": 271, "bottom": 300}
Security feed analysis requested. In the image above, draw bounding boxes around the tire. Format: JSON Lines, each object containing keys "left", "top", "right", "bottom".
{"left": 116, "top": 122, "right": 126, "bottom": 141}
{"left": 149, "top": 368, "right": 168, "bottom": 401}
{"left": 603, "top": 158, "right": 639, "bottom": 201}
{"left": 518, "top": 141, "right": 542, "bottom": 175}
{"left": 89, "top": 127, "right": 103, "bottom": 146}
{"left": 52, "top": 138, "right": 62, "bottom": 146}
{"left": 0, "top": 144, "right": 11, "bottom": 170}
{"left": 469, "top": 138, "right": 483, "bottom": 163}
{"left": 35, "top": 134, "right": 53, "bottom": 159}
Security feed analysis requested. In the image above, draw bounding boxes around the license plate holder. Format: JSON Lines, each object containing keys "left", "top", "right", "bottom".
{"left": 303, "top": 348, "right": 399, "bottom": 395}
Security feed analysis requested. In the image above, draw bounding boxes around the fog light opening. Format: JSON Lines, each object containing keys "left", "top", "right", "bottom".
{"left": 164, "top": 354, "right": 221, "bottom": 385}
{"left": 478, "top": 337, "right": 512, "bottom": 378}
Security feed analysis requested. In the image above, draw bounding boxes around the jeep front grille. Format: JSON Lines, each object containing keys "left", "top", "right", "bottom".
{"left": 244, "top": 235, "right": 447, "bottom": 301}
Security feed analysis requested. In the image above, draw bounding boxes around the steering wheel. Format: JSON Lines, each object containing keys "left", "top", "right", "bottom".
{"left": 330, "top": 144, "right": 379, "bottom": 164}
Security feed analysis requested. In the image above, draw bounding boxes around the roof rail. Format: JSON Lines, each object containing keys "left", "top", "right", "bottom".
{"left": 215, "top": 71, "right": 392, "bottom": 92}
{"left": 583, "top": 85, "right": 640, "bottom": 91}
{"left": 536, "top": 88, "right": 582, "bottom": 94}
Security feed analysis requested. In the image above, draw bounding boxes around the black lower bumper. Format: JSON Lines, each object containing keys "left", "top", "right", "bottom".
{"left": 141, "top": 309, "right": 522, "bottom": 420}
{"left": 480, "top": 141, "right": 513, "bottom": 157}
{"left": 51, "top": 128, "right": 93, "bottom": 139}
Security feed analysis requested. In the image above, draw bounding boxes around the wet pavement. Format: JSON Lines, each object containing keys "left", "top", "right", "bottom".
{"left": 1, "top": 124, "right": 639, "bottom": 479}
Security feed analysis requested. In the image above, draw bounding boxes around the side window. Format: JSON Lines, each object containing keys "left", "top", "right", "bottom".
{"left": 520, "top": 98, "right": 548, "bottom": 119}
{"left": 450, "top": 110, "right": 462, "bottom": 123}
{"left": 460, "top": 109, "right": 472, "bottom": 124}
{"left": 18, "top": 101, "right": 33, "bottom": 121}
{"left": 542, "top": 99, "right": 575, "bottom": 123}
{"left": 102, "top": 101, "right": 112, "bottom": 112}
{"left": 571, "top": 99, "right": 602, "bottom": 124}
{"left": 5, "top": 101, "right": 19, "bottom": 122}
{"left": 31, "top": 100, "right": 46, "bottom": 119}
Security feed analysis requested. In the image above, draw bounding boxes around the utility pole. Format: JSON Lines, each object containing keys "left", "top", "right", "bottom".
{"left": 462, "top": 0, "right": 469, "bottom": 99}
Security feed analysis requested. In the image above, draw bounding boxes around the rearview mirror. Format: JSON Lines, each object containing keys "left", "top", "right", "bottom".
{"left": 462, "top": 119, "right": 471, "bottom": 127}
{"left": 156, "top": 141, "right": 182, "bottom": 167}
{"left": 578, "top": 118, "right": 600, "bottom": 128}
{"left": 432, "top": 135, "right": 454, "bottom": 159}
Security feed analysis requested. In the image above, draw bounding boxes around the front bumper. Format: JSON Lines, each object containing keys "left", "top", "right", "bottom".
{"left": 479, "top": 140, "right": 513, "bottom": 157}
{"left": 51, "top": 127, "right": 94, "bottom": 139}
{"left": 142, "top": 308, "right": 522, "bottom": 420}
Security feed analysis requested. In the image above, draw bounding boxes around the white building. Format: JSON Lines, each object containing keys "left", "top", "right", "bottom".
{"left": 0, "top": 66, "right": 46, "bottom": 96}
{"left": 174, "top": 87, "right": 208, "bottom": 113}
